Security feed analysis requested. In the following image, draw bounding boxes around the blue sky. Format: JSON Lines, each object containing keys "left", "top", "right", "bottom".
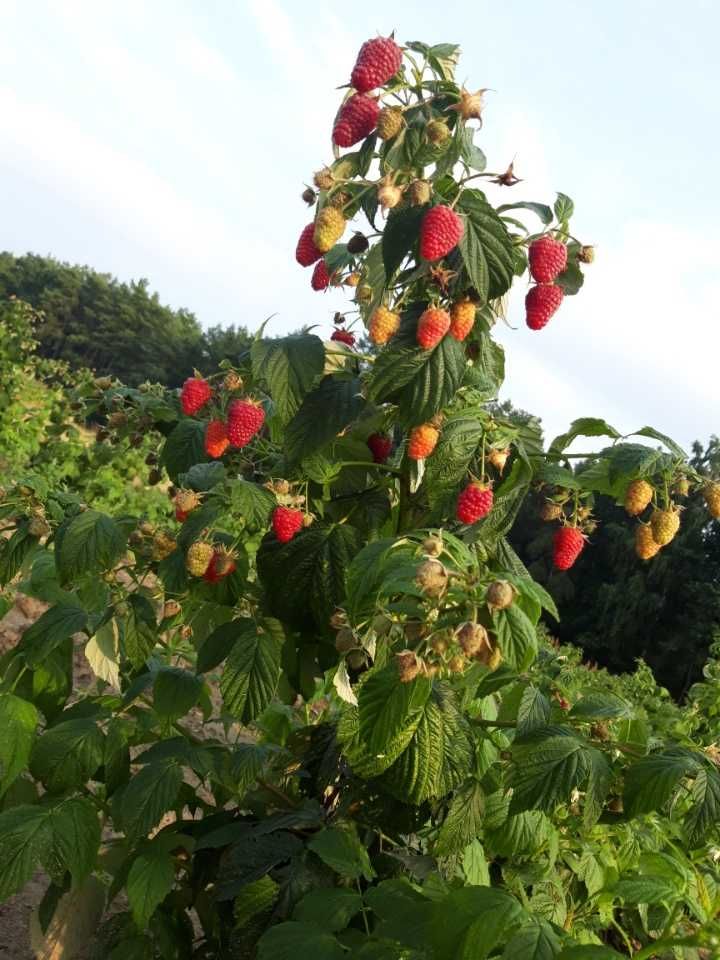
{"left": 1, "top": 0, "right": 718, "bottom": 448}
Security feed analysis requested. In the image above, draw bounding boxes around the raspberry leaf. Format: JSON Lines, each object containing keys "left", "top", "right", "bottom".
{"left": 456, "top": 190, "right": 515, "bottom": 300}
{"left": 284, "top": 376, "right": 365, "bottom": 464}
{"left": 55, "top": 509, "right": 126, "bottom": 583}
{"left": 382, "top": 205, "right": 425, "bottom": 278}
{"left": 250, "top": 334, "right": 325, "bottom": 425}
{"left": 160, "top": 418, "right": 207, "bottom": 482}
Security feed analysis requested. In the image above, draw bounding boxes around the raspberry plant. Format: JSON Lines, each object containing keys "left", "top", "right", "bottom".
{"left": 2, "top": 35, "right": 720, "bottom": 960}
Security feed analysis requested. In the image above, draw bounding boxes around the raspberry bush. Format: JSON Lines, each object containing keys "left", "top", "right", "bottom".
{"left": 2, "top": 35, "right": 720, "bottom": 960}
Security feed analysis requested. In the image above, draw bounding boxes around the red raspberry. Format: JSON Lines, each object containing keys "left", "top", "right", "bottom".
{"left": 205, "top": 419, "right": 229, "bottom": 459}
{"left": 525, "top": 284, "right": 564, "bottom": 331}
{"left": 333, "top": 94, "right": 380, "bottom": 148}
{"left": 552, "top": 526, "right": 585, "bottom": 570}
{"left": 203, "top": 550, "right": 237, "bottom": 583}
{"left": 296, "top": 223, "right": 323, "bottom": 267}
{"left": 417, "top": 307, "right": 451, "bottom": 349}
{"left": 272, "top": 506, "right": 304, "bottom": 544}
{"left": 311, "top": 259, "right": 330, "bottom": 291}
{"left": 350, "top": 37, "right": 403, "bottom": 93}
{"left": 331, "top": 328, "right": 356, "bottom": 346}
{"left": 367, "top": 433, "right": 392, "bottom": 463}
{"left": 227, "top": 399, "right": 265, "bottom": 448}
{"left": 528, "top": 235, "right": 568, "bottom": 283}
{"left": 175, "top": 508, "right": 188, "bottom": 522}
{"left": 419, "top": 206, "right": 464, "bottom": 261}
{"left": 180, "top": 376, "right": 211, "bottom": 415}
{"left": 456, "top": 482, "right": 493, "bottom": 523}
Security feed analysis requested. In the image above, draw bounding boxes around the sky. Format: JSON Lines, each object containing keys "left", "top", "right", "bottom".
{"left": 1, "top": 0, "right": 719, "bottom": 450}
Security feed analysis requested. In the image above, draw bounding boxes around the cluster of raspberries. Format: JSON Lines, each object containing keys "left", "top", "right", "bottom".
{"left": 525, "top": 235, "right": 567, "bottom": 330}
{"left": 180, "top": 376, "right": 265, "bottom": 459}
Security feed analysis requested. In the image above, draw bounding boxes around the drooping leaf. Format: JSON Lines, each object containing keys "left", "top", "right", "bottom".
{"left": 684, "top": 765, "right": 720, "bottom": 847}
{"left": 18, "top": 603, "right": 88, "bottom": 668}
{"left": 46, "top": 795, "right": 101, "bottom": 887}
{"left": 496, "top": 605, "right": 538, "bottom": 671}
{"left": 497, "top": 201, "right": 554, "bottom": 226}
{"left": 251, "top": 334, "right": 326, "bottom": 424}
{"left": 435, "top": 780, "right": 485, "bottom": 855}
{"left": 153, "top": 667, "right": 202, "bottom": 721}
{"left": 358, "top": 666, "right": 432, "bottom": 763}
{"left": 0, "top": 693, "right": 39, "bottom": 797}
{"left": 220, "top": 617, "right": 284, "bottom": 723}
{"left": 84, "top": 618, "right": 121, "bottom": 688}
{"left": 215, "top": 830, "right": 303, "bottom": 900}
{"left": 623, "top": 747, "right": 700, "bottom": 818}
{"left": 55, "top": 511, "right": 126, "bottom": 583}
{"left": 516, "top": 686, "right": 551, "bottom": 737}
{"left": 382, "top": 205, "right": 425, "bottom": 278}
{"left": 549, "top": 418, "right": 620, "bottom": 455}
{"left": 0, "top": 804, "right": 53, "bottom": 900}
{"left": 456, "top": 189, "right": 515, "bottom": 300}
{"left": 293, "top": 888, "right": 362, "bottom": 933}
{"left": 501, "top": 920, "right": 562, "bottom": 960}
{"left": 112, "top": 759, "right": 183, "bottom": 840}
{"left": 30, "top": 717, "right": 105, "bottom": 794}
{"left": 257, "top": 922, "right": 344, "bottom": 960}
{"left": 285, "top": 376, "right": 365, "bottom": 463}
{"left": 127, "top": 841, "right": 176, "bottom": 929}
{"left": 307, "top": 823, "right": 375, "bottom": 881}
{"left": 160, "top": 418, "right": 207, "bottom": 482}
{"left": 122, "top": 594, "right": 158, "bottom": 668}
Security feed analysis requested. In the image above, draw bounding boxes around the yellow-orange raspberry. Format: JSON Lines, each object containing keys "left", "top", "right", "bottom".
{"left": 369, "top": 306, "right": 400, "bottom": 345}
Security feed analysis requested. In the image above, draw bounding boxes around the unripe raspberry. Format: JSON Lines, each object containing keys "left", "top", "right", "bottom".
{"left": 552, "top": 526, "right": 585, "bottom": 570}
{"left": 152, "top": 532, "right": 177, "bottom": 561}
{"left": 107, "top": 410, "right": 127, "bottom": 430}
{"left": 396, "top": 650, "right": 421, "bottom": 683}
{"left": 203, "top": 547, "right": 237, "bottom": 583}
{"left": 313, "top": 168, "right": 335, "bottom": 190}
{"left": 357, "top": 285, "right": 373, "bottom": 303}
{"left": 426, "top": 119, "right": 450, "bottom": 145}
{"left": 296, "top": 222, "right": 323, "bottom": 267}
{"left": 635, "top": 523, "right": 661, "bottom": 560}
{"left": 488, "top": 646, "right": 503, "bottom": 671}
{"left": 408, "top": 423, "right": 440, "bottom": 460}
{"left": 331, "top": 328, "right": 355, "bottom": 346}
{"left": 450, "top": 87, "right": 487, "bottom": 121}
{"left": 650, "top": 507, "right": 681, "bottom": 546}
{"left": 330, "top": 608, "right": 348, "bottom": 630}
{"left": 163, "top": 599, "right": 181, "bottom": 619}
{"left": 227, "top": 399, "right": 265, "bottom": 448}
{"left": 624, "top": 479, "right": 653, "bottom": 516}
{"left": 431, "top": 634, "right": 449, "bottom": 655}
{"left": 347, "top": 233, "right": 369, "bottom": 254}
{"left": 578, "top": 245, "right": 595, "bottom": 264}
{"left": 456, "top": 482, "right": 493, "bottom": 523}
{"left": 457, "top": 622, "right": 491, "bottom": 658}
{"left": 369, "top": 306, "right": 400, "bottom": 345}
{"left": 345, "top": 272, "right": 360, "bottom": 287}
{"left": 378, "top": 183, "right": 403, "bottom": 210}
{"left": 487, "top": 447, "right": 510, "bottom": 473}
{"left": 540, "top": 501, "right": 563, "bottom": 522}
{"left": 272, "top": 506, "right": 304, "bottom": 543}
{"left": 422, "top": 535, "right": 443, "bottom": 558}
{"left": 367, "top": 433, "right": 392, "bottom": 463}
{"left": 415, "top": 559, "right": 447, "bottom": 597}
{"left": 377, "top": 107, "right": 404, "bottom": 140}
{"left": 28, "top": 516, "right": 51, "bottom": 538}
{"left": 335, "top": 627, "right": 357, "bottom": 654}
{"left": 205, "top": 419, "right": 229, "bottom": 459}
{"left": 525, "top": 284, "right": 564, "bottom": 331}
{"left": 332, "top": 94, "right": 380, "bottom": 147}
{"left": 329, "top": 190, "right": 351, "bottom": 210}
{"left": 528, "top": 235, "right": 568, "bottom": 283}
{"left": 350, "top": 36, "right": 403, "bottom": 93}
{"left": 674, "top": 477, "right": 690, "bottom": 497}
{"left": 313, "top": 207, "right": 346, "bottom": 253}
{"left": 448, "top": 653, "right": 466, "bottom": 674}
{"left": 271, "top": 479, "right": 291, "bottom": 496}
{"left": 449, "top": 299, "right": 476, "bottom": 341}
{"left": 223, "top": 371, "right": 243, "bottom": 392}
{"left": 408, "top": 180, "right": 431, "bottom": 206}
{"left": 311, "top": 259, "right": 330, "bottom": 291}
{"left": 419, "top": 205, "right": 464, "bottom": 261}
{"left": 703, "top": 482, "right": 720, "bottom": 519}
{"left": 417, "top": 307, "right": 451, "bottom": 349}
{"left": 180, "top": 376, "right": 212, "bottom": 415}
{"left": 486, "top": 579, "right": 515, "bottom": 611}
{"left": 186, "top": 541, "right": 214, "bottom": 577}
{"left": 174, "top": 488, "right": 201, "bottom": 520}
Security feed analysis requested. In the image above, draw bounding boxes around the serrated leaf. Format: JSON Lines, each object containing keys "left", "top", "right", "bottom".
{"left": 613, "top": 875, "right": 679, "bottom": 905}
{"left": 424, "top": 411, "right": 484, "bottom": 506}
{"left": 55, "top": 511, "right": 125, "bottom": 583}
{"left": 549, "top": 418, "right": 620, "bottom": 455}
{"left": 179, "top": 460, "right": 226, "bottom": 491}
{"left": 258, "top": 922, "right": 344, "bottom": 960}
{"left": 30, "top": 717, "right": 105, "bottom": 794}
{"left": 431, "top": 886, "right": 526, "bottom": 960}
{"left": 569, "top": 693, "right": 631, "bottom": 720}
{"left": 85, "top": 618, "right": 121, "bottom": 688}
{"left": 225, "top": 478, "right": 275, "bottom": 528}
{"left": 456, "top": 189, "right": 515, "bottom": 300}
{"left": 382, "top": 205, "right": 425, "bottom": 278}
{"left": 435, "top": 780, "right": 485, "bottom": 855}
{"left": 496, "top": 605, "right": 538, "bottom": 671}
{"left": 234, "top": 875, "right": 279, "bottom": 926}
{"left": 153, "top": 667, "right": 202, "bottom": 721}
{"left": 123, "top": 594, "right": 157, "bottom": 668}
{"left": 293, "top": 888, "right": 362, "bottom": 933}
{"left": 358, "top": 666, "right": 432, "bottom": 762}
{"left": 113, "top": 759, "right": 183, "bottom": 840}
{"left": 685, "top": 765, "right": 720, "bottom": 846}
{"left": 0, "top": 693, "right": 38, "bottom": 797}
{"left": 460, "top": 128, "right": 487, "bottom": 171}
{"left": 0, "top": 804, "right": 53, "bottom": 900}
{"left": 307, "top": 823, "right": 375, "bottom": 881}
{"left": 219, "top": 617, "right": 284, "bottom": 723}
{"left": 46, "top": 795, "right": 101, "bottom": 887}
{"left": 127, "top": 842, "right": 175, "bottom": 929}
{"left": 285, "top": 376, "right": 365, "bottom": 463}
{"left": 160, "top": 419, "right": 207, "bottom": 482}
{"left": 216, "top": 830, "right": 303, "bottom": 900}
{"left": 16, "top": 604, "right": 87, "bottom": 667}
{"left": 504, "top": 575, "right": 558, "bottom": 621}
{"left": 251, "top": 334, "right": 325, "bottom": 424}
{"left": 509, "top": 730, "right": 590, "bottom": 813}
{"left": 556, "top": 258, "right": 584, "bottom": 296}
{"left": 554, "top": 193, "right": 574, "bottom": 222}
{"left": 467, "top": 332, "right": 505, "bottom": 397}
{"left": 538, "top": 463, "right": 581, "bottom": 490}
{"left": 631, "top": 425, "right": 686, "bottom": 460}
{"left": 0, "top": 524, "right": 37, "bottom": 586}
{"left": 502, "top": 920, "right": 561, "bottom": 960}
{"left": 484, "top": 804, "right": 550, "bottom": 858}
{"left": 497, "top": 202, "right": 554, "bottom": 226}
{"left": 584, "top": 748, "right": 612, "bottom": 828}
{"left": 623, "top": 747, "right": 700, "bottom": 818}
{"left": 516, "top": 686, "right": 551, "bottom": 736}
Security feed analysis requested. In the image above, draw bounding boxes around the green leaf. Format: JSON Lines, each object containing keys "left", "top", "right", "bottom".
{"left": 569, "top": 693, "right": 631, "bottom": 720}
{"left": 257, "top": 522, "right": 358, "bottom": 632}
{"left": 557, "top": 948, "right": 624, "bottom": 960}
{"left": 285, "top": 376, "right": 365, "bottom": 463}
{"left": 18, "top": 604, "right": 87, "bottom": 667}
{"left": 196, "top": 621, "right": 241, "bottom": 673}
{"left": 538, "top": 463, "right": 581, "bottom": 490}
{"left": 430, "top": 886, "right": 526, "bottom": 960}
{"left": 556, "top": 259, "right": 584, "bottom": 296}
{"left": 456, "top": 189, "right": 515, "bottom": 300}
{"left": 293, "top": 888, "right": 362, "bottom": 933}
{"left": 549, "top": 418, "right": 620, "bottom": 455}
{"left": 127, "top": 842, "right": 176, "bottom": 929}
{"left": 153, "top": 667, "right": 202, "bottom": 721}
{"left": 631, "top": 425, "right": 686, "bottom": 459}
{"left": 623, "top": 747, "right": 700, "bottom": 818}
{"left": 358, "top": 666, "right": 432, "bottom": 763}
{"left": 382, "top": 205, "right": 425, "bottom": 278}
{"left": 497, "top": 202, "right": 553, "bottom": 226}
{"left": 258, "top": 922, "right": 344, "bottom": 960}
{"left": 502, "top": 920, "right": 561, "bottom": 960}
{"left": 216, "top": 830, "right": 303, "bottom": 900}
{"left": 606, "top": 443, "right": 669, "bottom": 484}
{"left": 30, "top": 717, "right": 105, "bottom": 794}
{"left": 160, "top": 419, "right": 207, "bottom": 482}
{"left": 113, "top": 759, "right": 183, "bottom": 840}
{"left": 516, "top": 686, "right": 551, "bottom": 736}
{"left": 0, "top": 804, "right": 53, "bottom": 900}
{"left": 0, "top": 693, "right": 38, "bottom": 797}
{"left": 123, "top": 594, "right": 157, "bottom": 668}
{"left": 424, "top": 411, "right": 484, "bottom": 507}
{"left": 307, "top": 824, "right": 375, "bottom": 881}
{"left": 46, "top": 795, "right": 101, "bottom": 887}
{"left": 179, "top": 460, "right": 226, "bottom": 491}
{"left": 225, "top": 478, "right": 276, "bottom": 528}
{"left": 84, "top": 618, "right": 121, "bottom": 688}
{"left": 55, "top": 511, "right": 125, "bottom": 583}
{"left": 685, "top": 765, "right": 720, "bottom": 846}
{"left": 496, "top": 605, "right": 538, "bottom": 671}
{"left": 220, "top": 617, "right": 284, "bottom": 723}
{"left": 0, "top": 524, "right": 37, "bottom": 587}
{"left": 584, "top": 748, "right": 612, "bottom": 828}
{"left": 463, "top": 839, "right": 490, "bottom": 886}
{"left": 504, "top": 575, "right": 559, "bottom": 622}
{"left": 509, "top": 730, "right": 590, "bottom": 813}
{"left": 468, "top": 332, "right": 505, "bottom": 397}
{"left": 435, "top": 780, "right": 485, "bottom": 855}
{"left": 251, "top": 334, "right": 325, "bottom": 424}
{"left": 613, "top": 875, "right": 679, "bottom": 905}
{"left": 233, "top": 875, "right": 279, "bottom": 926}
{"left": 554, "top": 193, "right": 574, "bottom": 222}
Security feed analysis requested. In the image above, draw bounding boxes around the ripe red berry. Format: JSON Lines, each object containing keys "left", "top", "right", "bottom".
{"left": 528, "top": 235, "right": 568, "bottom": 283}
{"left": 311, "top": 259, "right": 330, "bottom": 291}
{"left": 419, "top": 205, "right": 464, "bottom": 261}
{"left": 227, "top": 399, "right": 265, "bottom": 448}
{"left": 367, "top": 433, "right": 392, "bottom": 463}
{"left": 525, "top": 284, "right": 564, "bottom": 331}
{"left": 417, "top": 307, "right": 451, "bottom": 349}
{"left": 205, "top": 419, "right": 229, "bottom": 459}
{"left": 296, "top": 223, "right": 323, "bottom": 267}
{"left": 331, "top": 328, "right": 356, "bottom": 346}
{"left": 552, "top": 526, "right": 585, "bottom": 570}
{"left": 456, "top": 482, "right": 494, "bottom": 524}
{"left": 272, "top": 506, "right": 304, "bottom": 544}
{"left": 180, "top": 376, "right": 212, "bottom": 415}
{"left": 333, "top": 94, "right": 380, "bottom": 148}
{"left": 350, "top": 36, "right": 403, "bottom": 93}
